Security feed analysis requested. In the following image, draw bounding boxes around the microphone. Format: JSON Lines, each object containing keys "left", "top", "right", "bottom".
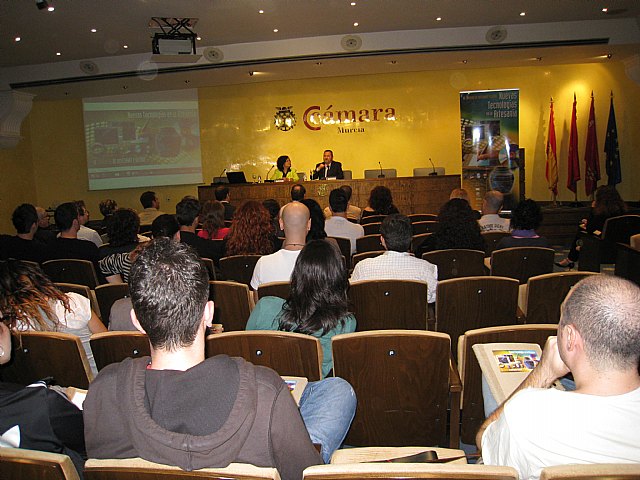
{"left": 428, "top": 158, "right": 438, "bottom": 176}
{"left": 214, "top": 168, "right": 226, "bottom": 183}
{"left": 265, "top": 164, "right": 275, "bottom": 182}
{"left": 378, "top": 161, "right": 385, "bottom": 178}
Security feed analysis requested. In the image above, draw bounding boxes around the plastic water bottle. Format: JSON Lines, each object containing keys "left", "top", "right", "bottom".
{"left": 257, "top": 175, "right": 262, "bottom": 183}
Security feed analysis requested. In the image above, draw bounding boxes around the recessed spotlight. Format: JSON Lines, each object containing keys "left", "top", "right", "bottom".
{"left": 123, "top": 45, "right": 128, "bottom": 49}
{"left": 196, "top": 36, "right": 201, "bottom": 40}
{"left": 602, "top": 7, "right": 608, "bottom": 12}
{"left": 536, "top": 57, "right": 543, "bottom": 61}
{"left": 184, "top": 80, "right": 190, "bottom": 84}
{"left": 520, "top": 11, "right": 526, "bottom": 16}
{"left": 462, "top": 59, "right": 468, "bottom": 64}
{"left": 14, "top": 36, "right": 21, "bottom": 42}
{"left": 388, "top": 60, "right": 397, "bottom": 65}
{"left": 56, "top": 52, "right": 61, "bottom": 56}
{"left": 353, "top": 22, "right": 359, "bottom": 26}
{"left": 259, "top": 9, "right": 264, "bottom": 13}
{"left": 607, "top": 53, "right": 613, "bottom": 59}
{"left": 90, "top": 28, "right": 97, "bottom": 33}
{"left": 351, "top": 2, "right": 356, "bottom": 5}
{"left": 122, "top": 86, "right": 128, "bottom": 90}
{"left": 436, "top": 17, "right": 442, "bottom": 21}
{"left": 273, "top": 28, "right": 278, "bottom": 33}
{"left": 47, "top": 6, "right": 54, "bottom": 11}
{"left": 315, "top": 62, "right": 322, "bottom": 66}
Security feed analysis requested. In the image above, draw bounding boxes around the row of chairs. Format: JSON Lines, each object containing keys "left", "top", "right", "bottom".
{"left": 4, "top": 446, "right": 637, "bottom": 480}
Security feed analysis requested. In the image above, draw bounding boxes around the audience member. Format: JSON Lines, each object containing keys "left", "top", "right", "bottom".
{"left": 100, "top": 208, "right": 144, "bottom": 258}
{"left": 416, "top": 198, "right": 485, "bottom": 256}
{"left": 138, "top": 191, "right": 165, "bottom": 225}
{"left": 496, "top": 199, "right": 550, "bottom": 250}
{"left": 198, "top": 200, "right": 230, "bottom": 240}
{"left": 323, "top": 185, "right": 361, "bottom": 222}
{"left": 0, "top": 259, "right": 106, "bottom": 374}
{"left": 324, "top": 188, "right": 364, "bottom": 255}
{"left": 449, "top": 188, "right": 471, "bottom": 202}
{"left": 34, "top": 206, "right": 56, "bottom": 244}
{"left": 84, "top": 238, "right": 355, "bottom": 477}
{"left": 43, "top": 202, "right": 100, "bottom": 270}
{"left": 225, "top": 201, "right": 276, "bottom": 256}
{"left": 176, "top": 198, "right": 224, "bottom": 264}
{"left": 247, "top": 240, "right": 356, "bottom": 378}
{"left": 351, "top": 214, "right": 437, "bottom": 303}
{"left": 250, "top": 202, "right": 310, "bottom": 290}
{"left": 301, "top": 199, "right": 329, "bottom": 242}
{"left": 556, "top": 185, "right": 627, "bottom": 268}
{"left": 263, "top": 199, "right": 284, "bottom": 237}
{"left": 74, "top": 201, "right": 102, "bottom": 247}
{"left": 361, "top": 185, "right": 399, "bottom": 220}
{"left": 479, "top": 190, "right": 510, "bottom": 233}
{"left": 291, "top": 184, "right": 306, "bottom": 201}
{"left": 214, "top": 185, "right": 236, "bottom": 220}
{"left": 478, "top": 275, "right": 640, "bottom": 478}
{"left": 0, "top": 203, "right": 47, "bottom": 263}
{"left": 85, "top": 198, "right": 118, "bottom": 232}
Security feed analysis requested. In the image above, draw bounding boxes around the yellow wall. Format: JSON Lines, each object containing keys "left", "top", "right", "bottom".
{"left": 1, "top": 60, "right": 638, "bottom": 233}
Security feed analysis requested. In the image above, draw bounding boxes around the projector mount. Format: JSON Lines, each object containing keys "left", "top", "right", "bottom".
{"left": 149, "top": 17, "right": 199, "bottom": 55}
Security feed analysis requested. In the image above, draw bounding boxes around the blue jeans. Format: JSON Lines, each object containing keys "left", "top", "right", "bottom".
{"left": 299, "top": 377, "right": 356, "bottom": 463}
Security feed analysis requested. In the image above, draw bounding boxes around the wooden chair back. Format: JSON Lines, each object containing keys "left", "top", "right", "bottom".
{"left": 349, "top": 280, "right": 429, "bottom": 331}
{"left": 615, "top": 243, "right": 640, "bottom": 286}
{"left": 408, "top": 213, "right": 438, "bottom": 223}
{"left": 54, "top": 282, "right": 100, "bottom": 320}
{"left": 412, "top": 221, "right": 439, "bottom": 235}
{"left": 90, "top": 331, "right": 150, "bottom": 371}
{"left": 411, "top": 233, "right": 432, "bottom": 255}
{"left": 85, "top": 457, "right": 281, "bottom": 480}
{"left": 360, "top": 214, "right": 387, "bottom": 225}
{"left": 332, "top": 330, "right": 461, "bottom": 448}
{"left": 205, "top": 330, "right": 322, "bottom": 381}
{"left": 540, "top": 463, "right": 640, "bottom": 480}
{"left": 351, "top": 250, "right": 385, "bottom": 269}
{"left": 303, "top": 463, "right": 518, "bottom": 480}
{"left": 208, "top": 281, "right": 255, "bottom": 331}
{"left": 1, "top": 331, "right": 93, "bottom": 388}
{"left": 257, "top": 281, "right": 291, "bottom": 300}
{"left": 329, "top": 236, "right": 353, "bottom": 269}
{"left": 356, "top": 234, "right": 383, "bottom": 254}
{"left": 0, "top": 448, "right": 80, "bottom": 480}
{"left": 42, "top": 259, "right": 99, "bottom": 289}
{"left": 94, "top": 283, "right": 130, "bottom": 326}
{"left": 578, "top": 214, "right": 640, "bottom": 271}
{"left": 436, "top": 276, "right": 519, "bottom": 358}
{"left": 201, "top": 257, "right": 217, "bottom": 280}
{"left": 362, "top": 222, "right": 382, "bottom": 236}
{"left": 481, "top": 232, "right": 510, "bottom": 257}
{"left": 490, "top": 247, "right": 555, "bottom": 284}
{"left": 422, "top": 249, "right": 485, "bottom": 280}
{"left": 219, "top": 255, "right": 262, "bottom": 285}
{"left": 457, "top": 324, "right": 558, "bottom": 445}
{"left": 522, "top": 272, "right": 597, "bottom": 323}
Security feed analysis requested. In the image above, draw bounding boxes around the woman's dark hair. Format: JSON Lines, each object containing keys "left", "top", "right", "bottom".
{"left": 225, "top": 201, "right": 274, "bottom": 255}
{"left": 99, "top": 199, "right": 118, "bottom": 218}
{"left": 301, "top": 199, "right": 326, "bottom": 241}
{"left": 276, "top": 155, "right": 290, "bottom": 173}
{"left": 200, "top": 200, "right": 226, "bottom": 239}
{"left": 106, "top": 208, "right": 140, "bottom": 247}
{"left": 151, "top": 214, "right": 180, "bottom": 239}
{"left": 368, "top": 186, "right": 396, "bottom": 215}
{"left": 593, "top": 185, "right": 627, "bottom": 217}
{"left": 278, "top": 240, "right": 350, "bottom": 335}
{"left": 510, "top": 198, "right": 543, "bottom": 231}
{"left": 0, "top": 260, "right": 69, "bottom": 331}
{"left": 434, "top": 198, "right": 484, "bottom": 250}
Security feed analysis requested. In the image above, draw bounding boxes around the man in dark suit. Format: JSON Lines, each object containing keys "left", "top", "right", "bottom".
{"left": 312, "top": 149, "right": 344, "bottom": 180}
{"left": 214, "top": 185, "right": 236, "bottom": 220}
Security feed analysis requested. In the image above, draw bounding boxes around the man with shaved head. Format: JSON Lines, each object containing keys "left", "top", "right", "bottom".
{"left": 478, "top": 190, "right": 510, "bottom": 233}
{"left": 250, "top": 201, "right": 310, "bottom": 291}
{"left": 478, "top": 275, "right": 640, "bottom": 478}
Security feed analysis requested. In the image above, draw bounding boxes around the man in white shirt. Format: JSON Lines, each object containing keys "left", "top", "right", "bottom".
{"left": 350, "top": 214, "right": 437, "bottom": 303}
{"left": 250, "top": 201, "right": 310, "bottom": 291}
{"left": 75, "top": 200, "right": 103, "bottom": 247}
{"left": 478, "top": 190, "right": 510, "bottom": 233}
{"left": 138, "top": 191, "right": 165, "bottom": 225}
{"left": 477, "top": 275, "right": 640, "bottom": 480}
{"left": 324, "top": 188, "right": 364, "bottom": 255}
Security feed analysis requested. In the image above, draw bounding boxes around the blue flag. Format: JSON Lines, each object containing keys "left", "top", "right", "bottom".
{"left": 604, "top": 95, "right": 621, "bottom": 186}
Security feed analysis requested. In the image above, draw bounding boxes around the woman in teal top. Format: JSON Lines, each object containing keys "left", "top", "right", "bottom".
{"left": 246, "top": 240, "right": 356, "bottom": 377}
{"left": 270, "top": 155, "right": 298, "bottom": 181}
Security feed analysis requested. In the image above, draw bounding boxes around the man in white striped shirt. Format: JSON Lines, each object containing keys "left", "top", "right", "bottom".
{"left": 350, "top": 214, "right": 437, "bottom": 303}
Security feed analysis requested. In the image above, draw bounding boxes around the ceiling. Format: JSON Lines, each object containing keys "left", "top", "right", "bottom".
{"left": 1, "top": 0, "right": 639, "bottom": 99}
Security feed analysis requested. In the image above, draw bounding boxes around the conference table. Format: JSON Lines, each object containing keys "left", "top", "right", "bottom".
{"left": 198, "top": 175, "right": 461, "bottom": 215}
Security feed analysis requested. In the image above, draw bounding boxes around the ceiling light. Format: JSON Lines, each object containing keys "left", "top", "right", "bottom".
{"left": 273, "top": 28, "right": 278, "bottom": 32}
{"left": 14, "top": 36, "right": 21, "bottom": 42}
{"left": 196, "top": 36, "right": 201, "bottom": 40}
{"left": 353, "top": 22, "right": 359, "bottom": 26}
{"left": 315, "top": 62, "right": 322, "bottom": 66}
{"left": 462, "top": 59, "right": 468, "bottom": 64}
{"left": 388, "top": 60, "right": 397, "bottom": 65}
{"left": 602, "top": 7, "right": 608, "bottom": 12}
{"left": 436, "top": 17, "right": 442, "bottom": 21}
{"left": 90, "top": 28, "right": 97, "bottom": 33}
{"left": 47, "top": 6, "right": 54, "bottom": 11}
{"left": 56, "top": 52, "right": 61, "bottom": 56}
{"left": 259, "top": 9, "right": 264, "bottom": 14}
{"left": 520, "top": 12, "right": 526, "bottom": 16}
{"left": 351, "top": 2, "right": 356, "bottom": 5}
{"left": 123, "top": 45, "right": 128, "bottom": 49}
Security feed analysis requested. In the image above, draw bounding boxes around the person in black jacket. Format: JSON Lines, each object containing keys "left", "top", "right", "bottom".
{"left": 312, "top": 150, "right": 344, "bottom": 180}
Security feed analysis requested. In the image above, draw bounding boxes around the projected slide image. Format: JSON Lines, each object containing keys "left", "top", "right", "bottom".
{"left": 84, "top": 89, "right": 203, "bottom": 190}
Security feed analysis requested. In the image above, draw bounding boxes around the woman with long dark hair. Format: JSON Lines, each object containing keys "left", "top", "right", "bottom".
{"left": 496, "top": 198, "right": 550, "bottom": 250}
{"left": 100, "top": 208, "right": 145, "bottom": 258}
{"left": 270, "top": 155, "right": 298, "bottom": 181}
{"left": 198, "top": 200, "right": 230, "bottom": 240}
{"left": 361, "top": 185, "right": 399, "bottom": 220}
{"left": 224, "top": 201, "right": 275, "bottom": 256}
{"left": 557, "top": 185, "right": 627, "bottom": 268}
{"left": 246, "top": 240, "right": 356, "bottom": 378}
{"left": 0, "top": 260, "right": 106, "bottom": 374}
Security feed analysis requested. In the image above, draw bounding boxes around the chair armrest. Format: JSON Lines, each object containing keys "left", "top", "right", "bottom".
{"left": 449, "top": 356, "right": 462, "bottom": 393}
